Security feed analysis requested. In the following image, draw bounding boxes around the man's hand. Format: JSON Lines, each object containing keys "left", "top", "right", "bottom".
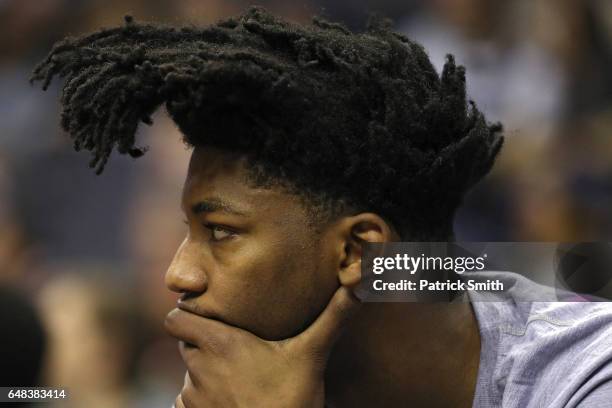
{"left": 165, "top": 286, "right": 360, "bottom": 408}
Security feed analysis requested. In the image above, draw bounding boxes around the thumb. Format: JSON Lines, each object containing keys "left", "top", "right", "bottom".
{"left": 294, "top": 285, "right": 361, "bottom": 356}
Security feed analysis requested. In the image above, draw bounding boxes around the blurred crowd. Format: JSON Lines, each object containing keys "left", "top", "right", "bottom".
{"left": 0, "top": 0, "right": 611, "bottom": 406}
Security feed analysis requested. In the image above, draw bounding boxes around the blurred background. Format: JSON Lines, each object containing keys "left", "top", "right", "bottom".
{"left": 0, "top": 0, "right": 611, "bottom": 406}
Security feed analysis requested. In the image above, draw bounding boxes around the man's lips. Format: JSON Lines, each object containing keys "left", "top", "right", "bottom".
{"left": 176, "top": 301, "right": 204, "bottom": 317}
{"left": 176, "top": 300, "right": 224, "bottom": 323}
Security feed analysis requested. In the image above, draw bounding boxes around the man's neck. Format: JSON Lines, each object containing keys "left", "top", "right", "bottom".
{"left": 325, "top": 301, "right": 481, "bottom": 408}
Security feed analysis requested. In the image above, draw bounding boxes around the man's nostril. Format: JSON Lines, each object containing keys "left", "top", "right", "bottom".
{"left": 180, "top": 292, "right": 200, "bottom": 302}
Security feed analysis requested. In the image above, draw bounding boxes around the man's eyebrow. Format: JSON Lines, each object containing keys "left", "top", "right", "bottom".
{"left": 189, "top": 198, "right": 248, "bottom": 216}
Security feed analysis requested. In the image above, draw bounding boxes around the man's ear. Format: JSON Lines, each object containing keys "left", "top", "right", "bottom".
{"left": 337, "top": 213, "right": 397, "bottom": 287}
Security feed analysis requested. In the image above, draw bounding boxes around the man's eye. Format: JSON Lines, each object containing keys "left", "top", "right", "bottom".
{"left": 206, "top": 224, "right": 234, "bottom": 241}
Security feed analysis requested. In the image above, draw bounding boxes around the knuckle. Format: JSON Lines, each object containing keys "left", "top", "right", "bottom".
{"left": 179, "top": 341, "right": 198, "bottom": 361}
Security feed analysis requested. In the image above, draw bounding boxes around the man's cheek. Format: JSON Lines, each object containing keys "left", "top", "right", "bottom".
{"left": 255, "top": 246, "right": 339, "bottom": 340}
{"left": 237, "top": 276, "right": 316, "bottom": 340}
{"left": 206, "top": 270, "right": 292, "bottom": 339}
{"left": 215, "top": 244, "right": 324, "bottom": 340}
{"left": 243, "top": 284, "right": 311, "bottom": 340}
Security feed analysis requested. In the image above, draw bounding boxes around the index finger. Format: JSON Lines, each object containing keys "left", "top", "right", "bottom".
{"left": 164, "top": 308, "right": 239, "bottom": 355}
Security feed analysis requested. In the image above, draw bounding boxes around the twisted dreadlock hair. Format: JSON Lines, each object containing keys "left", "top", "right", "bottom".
{"left": 31, "top": 6, "right": 503, "bottom": 240}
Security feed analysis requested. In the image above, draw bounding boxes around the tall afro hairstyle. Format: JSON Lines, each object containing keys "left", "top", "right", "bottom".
{"left": 31, "top": 6, "right": 503, "bottom": 240}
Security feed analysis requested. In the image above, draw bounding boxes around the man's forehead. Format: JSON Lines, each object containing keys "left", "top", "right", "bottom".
{"left": 181, "top": 146, "right": 288, "bottom": 215}
{"left": 182, "top": 148, "right": 249, "bottom": 208}
{"left": 186, "top": 146, "right": 248, "bottom": 182}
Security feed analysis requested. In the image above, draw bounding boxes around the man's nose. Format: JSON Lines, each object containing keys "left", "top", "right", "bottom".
{"left": 165, "top": 238, "right": 208, "bottom": 294}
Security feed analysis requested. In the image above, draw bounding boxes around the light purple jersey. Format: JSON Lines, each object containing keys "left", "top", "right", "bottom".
{"left": 470, "top": 273, "right": 612, "bottom": 407}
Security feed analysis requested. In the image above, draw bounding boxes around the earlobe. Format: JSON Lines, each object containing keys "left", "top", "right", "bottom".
{"left": 338, "top": 261, "right": 361, "bottom": 287}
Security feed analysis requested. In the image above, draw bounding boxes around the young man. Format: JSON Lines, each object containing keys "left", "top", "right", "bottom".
{"left": 32, "top": 6, "right": 612, "bottom": 407}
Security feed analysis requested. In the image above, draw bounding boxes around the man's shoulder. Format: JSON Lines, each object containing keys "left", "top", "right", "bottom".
{"left": 469, "top": 273, "right": 612, "bottom": 407}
